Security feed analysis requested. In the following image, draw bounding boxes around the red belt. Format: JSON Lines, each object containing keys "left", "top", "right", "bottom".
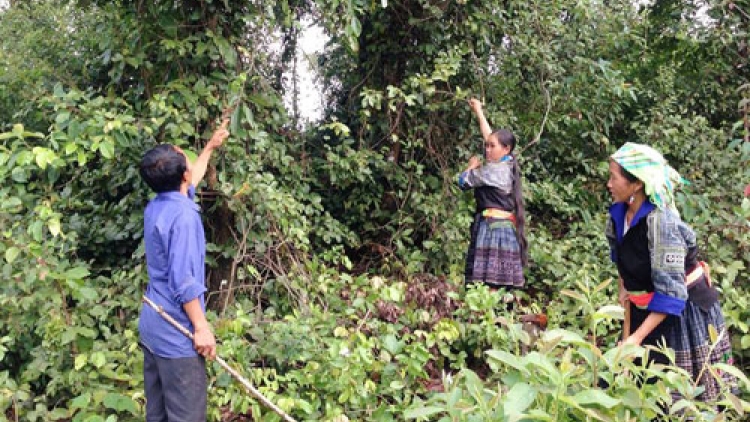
{"left": 627, "top": 262, "right": 709, "bottom": 307}
{"left": 482, "top": 208, "right": 516, "bottom": 225}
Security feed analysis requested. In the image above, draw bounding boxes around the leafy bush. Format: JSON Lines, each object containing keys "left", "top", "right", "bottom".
{"left": 1, "top": 0, "right": 749, "bottom": 420}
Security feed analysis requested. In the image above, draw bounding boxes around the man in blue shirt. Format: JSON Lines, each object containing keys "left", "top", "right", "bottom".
{"left": 138, "top": 119, "right": 229, "bottom": 422}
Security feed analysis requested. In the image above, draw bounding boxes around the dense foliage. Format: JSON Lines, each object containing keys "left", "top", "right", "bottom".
{"left": 1, "top": 0, "right": 749, "bottom": 420}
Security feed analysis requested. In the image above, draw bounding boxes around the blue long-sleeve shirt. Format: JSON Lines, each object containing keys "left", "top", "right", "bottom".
{"left": 139, "top": 185, "right": 207, "bottom": 358}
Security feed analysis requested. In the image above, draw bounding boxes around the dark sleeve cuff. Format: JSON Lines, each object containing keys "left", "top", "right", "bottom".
{"left": 647, "top": 292, "right": 685, "bottom": 316}
{"left": 458, "top": 171, "right": 469, "bottom": 190}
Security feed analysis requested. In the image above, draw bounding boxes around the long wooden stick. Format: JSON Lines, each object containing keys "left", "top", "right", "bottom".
{"left": 142, "top": 296, "right": 297, "bottom": 422}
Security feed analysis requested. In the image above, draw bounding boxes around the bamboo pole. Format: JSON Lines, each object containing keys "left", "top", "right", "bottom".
{"left": 142, "top": 296, "right": 297, "bottom": 422}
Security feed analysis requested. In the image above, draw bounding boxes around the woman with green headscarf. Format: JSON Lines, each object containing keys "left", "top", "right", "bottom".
{"left": 605, "top": 142, "right": 737, "bottom": 404}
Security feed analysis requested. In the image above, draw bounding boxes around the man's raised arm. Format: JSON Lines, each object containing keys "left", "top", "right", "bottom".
{"left": 191, "top": 118, "right": 230, "bottom": 187}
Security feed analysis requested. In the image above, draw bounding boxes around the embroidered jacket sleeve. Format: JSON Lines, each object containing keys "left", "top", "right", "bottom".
{"left": 646, "top": 210, "right": 688, "bottom": 316}
{"left": 458, "top": 162, "right": 513, "bottom": 192}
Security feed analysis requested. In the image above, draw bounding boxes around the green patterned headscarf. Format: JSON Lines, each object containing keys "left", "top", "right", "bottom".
{"left": 611, "top": 142, "right": 686, "bottom": 211}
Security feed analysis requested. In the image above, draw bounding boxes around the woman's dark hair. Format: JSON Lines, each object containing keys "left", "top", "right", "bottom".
{"left": 614, "top": 161, "right": 639, "bottom": 183}
{"left": 139, "top": 144, "right": 187, "bottom": 193}
{"left": 492, "top": 129, "right": 528, "bottom": 266}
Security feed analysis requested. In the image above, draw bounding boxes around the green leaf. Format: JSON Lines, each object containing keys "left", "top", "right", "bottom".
{"left": 246, "top": 94, "right": 271, "bottom": 108}
{"left": 572, "top": 389, "right": 621, "bottom": 409}
{"left": 504, "top": 382, "right": 536, "bottom": 416}
{"left": 346, "top": 29, "right": 359, "bottom": 53}
{"left": 29, "top": 220, "right": 43, "bottom": 242}
{"left": 99, "top": 139, "right": 115, "bottom": 159}
{"left": 350, "top": 16, "right": 362, "bottom": 37}
{"left": 77, "top": 327, "right": 97, "bottom": 339}
{"left": 103, "top": 393, "right": 138, "bottom": 414}
{"left": 525, "top": 353, "right": 561, "bottom": 384}
{"left": 619, "top": 386, "right": 643, "bottom": 409}
{"left": 382, "top": 334, "right": 403, "bottom": 354}
{"left": 91, "top": 351, "right": 106, "bottom": 368}
{"left": 389, "top": 380, "right": 405, "bottom": 390}
{"left": 560, "top": 289, "right": 585, "bottom": 301}
{"left": 541, "top": 329, "right": 587, "bottom": 345}
{"left": 741, "top": 334, "right": 750, "bottom": 350}
{"left": 23, "top": 131, "right": 45, "bottom": 138}
{"left": 4, "top": 246, "right": 20, "bottom": 263}
{"left": 708, "top": 324, "right": 719, "bottom": 344}
{"left": 64, "top": 141, "right": 78, "bottom": 155}
{"left": 55, "top": 112, "right": 71, "bottom": 125}
{"left": 485, "top": 350, "right": 528, "bottom": 373}
{"left": 78, "top": 287, "right": 98, "bottom": 301}
{"left": 242, "top": 103, "right": 254, "bottom": 123}
{"left": 75, "top": 354, "right": 88, "bottom": 370}
{"left": 12, "top": 123, "right": 24, "bottom": 137}
{"left": 11, "top": 167, "right": 27, "bottom": 183}
{"left": 33, "top": 147, "right": 57, "bottom": 169}
{"left": 70, "top": 392, "right": 91, "bottom": 410}
{"left": 592, "top": 305, "right": 625, "bottom": 321}
{"left": 61, "top": 329, "right": 78, "bottom": 345}
{"left": 68, "top": 120, "right": 82, "bottom": 139}
{"left": 713, "top": 363, "right": 750, "bottom": 388}
{"left": 48, "top": 408, "right": 69, "bottom": 420}
{"left": 404, "top": 406, "right": 444, "bottom": 420}
{"left": 16, "top": 150, "right": 32, "bottom": 165}
{"left": 48, "top": 218, "right": 62, "bottom": 237}
{"left": 64, "top": 267, "right": 90, "bottom": 279}
{"left": 463, "top": 369, "right": 484, "bottom": 402}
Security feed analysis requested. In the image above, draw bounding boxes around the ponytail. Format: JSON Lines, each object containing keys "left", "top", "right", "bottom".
{"left": 492, "top": 128, "right": 528, "bottom": 267}
{"left": 511, "top": 155, "right": 528, "bottom": 266}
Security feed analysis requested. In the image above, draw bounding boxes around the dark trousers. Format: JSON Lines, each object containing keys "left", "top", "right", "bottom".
{"left": 142, "top": 345, "right": 207, "bottom": 422}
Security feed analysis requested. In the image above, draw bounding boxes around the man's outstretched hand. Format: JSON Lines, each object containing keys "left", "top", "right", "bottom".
{"left": 207, "top": 118, "right": 230, "bottom": 151}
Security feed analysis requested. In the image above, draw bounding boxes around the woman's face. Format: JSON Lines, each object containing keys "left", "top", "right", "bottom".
{"left": 607, "top": 160, "right": 638, "bottom": 203}
{"left": 485, "top": 135, "right": 510, "bottom": 162}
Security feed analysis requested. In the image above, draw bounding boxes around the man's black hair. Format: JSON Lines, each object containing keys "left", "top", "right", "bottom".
{"left": 139, "top": 144, "right": 187, "bottom": 193}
